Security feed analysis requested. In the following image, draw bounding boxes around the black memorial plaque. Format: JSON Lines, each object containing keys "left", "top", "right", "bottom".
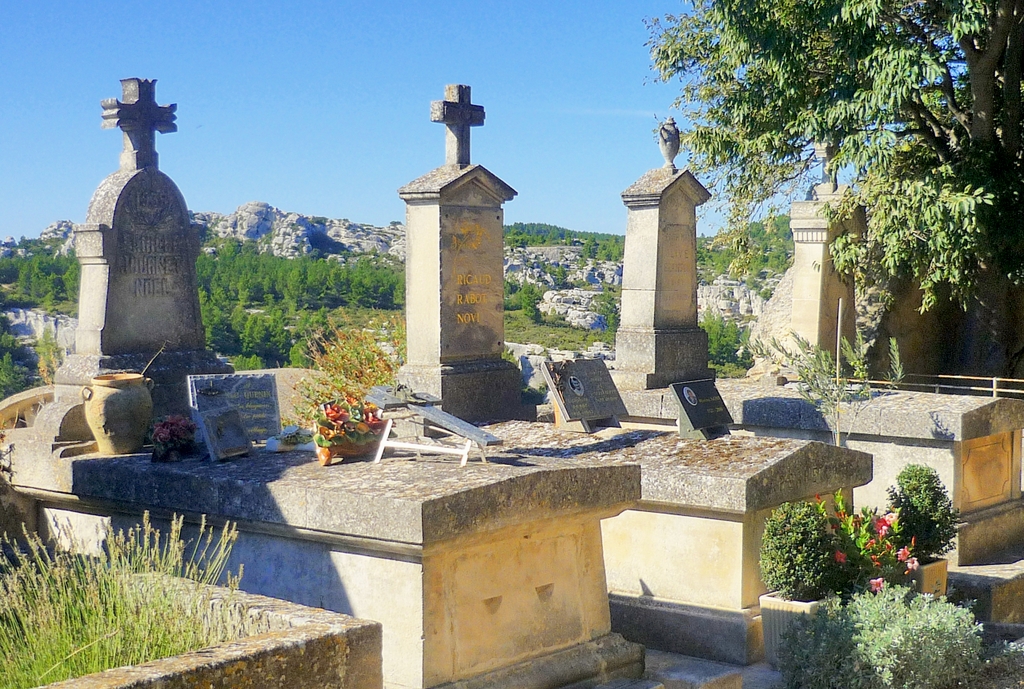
{"left": 543, "top": 359, "right": 628, "bottom": 422}
{"left": 670, "top": 379, "right": 733, "bottom": 434}
{"left": 188, "top": 373, "right": 281, "bottom": 442}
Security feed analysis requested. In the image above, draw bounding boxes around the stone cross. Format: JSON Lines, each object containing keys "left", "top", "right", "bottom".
{"left": 101, "top": 78, "right": 177, "bottom": 172}
{"left": 430, "top": 84, "right": 484, "bottom": 166}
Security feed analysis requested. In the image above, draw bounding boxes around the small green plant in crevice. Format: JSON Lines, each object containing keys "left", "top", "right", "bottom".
{"left": 887, "top": 464, "right": 959, "bottom": 563}
{"left": 752, "top": 332, "right": 904, "bottom": 446}
{"left": 0, "top": 513, "right": 242, "bottom": 689}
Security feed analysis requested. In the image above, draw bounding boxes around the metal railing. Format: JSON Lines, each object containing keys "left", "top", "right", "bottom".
{"left": 867, "top": 374, "right": 1024, "bottom": 399}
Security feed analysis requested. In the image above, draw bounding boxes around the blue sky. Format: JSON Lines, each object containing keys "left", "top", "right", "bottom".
{"left": 0, "top": 2, "right": 712, "bottom": 239}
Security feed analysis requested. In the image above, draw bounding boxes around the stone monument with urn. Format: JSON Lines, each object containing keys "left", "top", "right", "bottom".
{"left": 397, "top": 85, "right": 522, "bottom": 421}
{"left": 610, "top": 119, "right": 714, "bottom": 394}
{"left": 53, "top": 78, "right": 231, "bottom": 421}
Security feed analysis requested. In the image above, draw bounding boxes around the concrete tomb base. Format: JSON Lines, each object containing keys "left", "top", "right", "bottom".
{"left": 9, "top": 435, "right": 642, "bottom": 689}
{"left": 398, "top": 359, "right": 523, "bottom": 422}
{"left": 714, "top": 379, "right": 1024, "bottom": 567}
{"left": 480, "top": 423, "right": 872, "bottom": 667}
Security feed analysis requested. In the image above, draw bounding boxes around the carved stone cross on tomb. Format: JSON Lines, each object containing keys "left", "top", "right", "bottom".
{"left": 430, "top": 84, "right": 485, "bottom": 166}
{"left": 101, "top": 78, "right": 177, "bottom": 172}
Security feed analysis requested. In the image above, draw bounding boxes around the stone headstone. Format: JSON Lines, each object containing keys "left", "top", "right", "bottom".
{"left": 397, "top": 85, "right": 521, "bottom": 422}
{"left": 542, "top": 359, "right": 627, "bottom": 426}
{"left": 610, "top": 128, "right": 714, "bottom": 392}
{"left": 53, "top": 78, "right": 231, "bottom": 419}
{"left": 670, "top": 379, "right": 733, "bottom": 438}
{"left": 188, "top": 373, "right": 281, "bottom": 442}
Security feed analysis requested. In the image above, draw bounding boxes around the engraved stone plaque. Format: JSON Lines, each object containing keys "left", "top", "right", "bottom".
{"left": 671, "top": 379, "right": 733, "bottom": 433}
{"left": 542, "top": 359, "right": 627, "bottom": 422}
{"left": 188, "top": 373, "right": 281, "bottom": 442}
{"left": 199, "top": 408, "right": 252, "bottom": 461}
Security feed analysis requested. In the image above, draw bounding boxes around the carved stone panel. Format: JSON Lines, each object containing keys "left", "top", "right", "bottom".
{"left": 956, "top": 430, "right": 1022, "bottom": 514}
{"left": 103, "top": 169, "right": 205, "bottom": 354}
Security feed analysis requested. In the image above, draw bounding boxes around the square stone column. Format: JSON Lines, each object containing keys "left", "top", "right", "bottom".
{"left": 611, "top": 168, "right": 714, "bottom": 391}
{"left": 789, "top": 185, "right": 858, "bottom": 350}
{"left": 397, "top": 165, "right": 521, "bottom": 421}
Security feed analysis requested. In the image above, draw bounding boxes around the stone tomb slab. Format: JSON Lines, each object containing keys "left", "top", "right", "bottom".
{"left": 189, "top": 373, "right": 281, "bottom": 442}
{"left": 716, "top": 378, "right": 1024, "bottom": 565}
{"left": 24, "top": 442, "right": 643, "bottom": 689}
{"left": 482, "top": 422, "right": 872, "bottom": 665}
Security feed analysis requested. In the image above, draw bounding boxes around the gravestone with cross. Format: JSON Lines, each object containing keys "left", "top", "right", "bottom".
{"left": 53, "top": 78, "right": 231, "bottom": 419}
{"left": 397, "top": 85, "right": 522, "bottom": 421}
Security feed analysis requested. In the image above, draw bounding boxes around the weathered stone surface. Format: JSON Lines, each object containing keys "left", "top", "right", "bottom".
{"left": 43, "top": 580, "right": 382, "bottom": 689}
{"left": 718, "top": 378, "right": 1024, "bottom": 441}
{"left": 489, "top": 422, "right": 870, "bottom": 512}
{"left": 55, "top": 446, "right": 639, "bottom": 546}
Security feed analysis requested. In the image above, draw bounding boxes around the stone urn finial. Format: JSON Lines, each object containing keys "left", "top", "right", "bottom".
{"left": 659, "top": 117, "right": 681, "bottom": 171}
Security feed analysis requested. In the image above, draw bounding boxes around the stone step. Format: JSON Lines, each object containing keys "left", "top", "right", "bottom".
{"left": 642, "top": 649, "right": 773, "bottom": 689}
{"left": 949, "top": 543, "right": 1024, "bottom": 623}
{"left": 596, "top": 680, "right": 665, "bottom": 689}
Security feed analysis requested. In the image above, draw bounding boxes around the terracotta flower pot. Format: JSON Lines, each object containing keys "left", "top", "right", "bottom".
{"left": 83, "top": 373, "right": 154, "bottom": 455}
{"left": 315, "top": 439, "right": 376, "bottom": 466}
{"left": 759, "top": 593, "right": 821, "bottom": 669}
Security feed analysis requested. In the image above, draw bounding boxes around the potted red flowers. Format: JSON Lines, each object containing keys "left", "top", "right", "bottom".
{"left": 312, "top": 398, "right": 387, "bottom": 466}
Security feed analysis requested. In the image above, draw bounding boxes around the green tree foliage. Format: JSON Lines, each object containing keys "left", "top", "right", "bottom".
{"left": 699, "top": 312, "right": 753, "bottom": 377}
{"left": 650, "top": 2, "right": 1024, "bottom": 367}
{"left": 504, "top": 223, "right": 625, "bottom": 262}
{"left": 697, "top": 217, "right": 793, "bottom": 287}
{"left": 195, "top": 240, "right": 404, "bottom": 367}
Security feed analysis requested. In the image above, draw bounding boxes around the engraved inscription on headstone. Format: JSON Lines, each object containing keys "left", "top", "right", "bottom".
{"left": 670, "top": 379, "right": 733, "bottom": 437}
{"left": 441, "top": 217, "right": 505, "bottom": 360}
{"left": 188, "top": 373, "right": 281, "bottom": 442}
{"left": 542, "top": 359, "right": 628, "bottom": 422}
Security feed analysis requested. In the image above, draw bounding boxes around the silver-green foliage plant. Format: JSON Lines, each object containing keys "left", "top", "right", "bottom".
{"left": 779, "top": 586, "right": 982, "bottom": 689}
{"left": 0, "top": 513, "right": 242, "bottom": 688}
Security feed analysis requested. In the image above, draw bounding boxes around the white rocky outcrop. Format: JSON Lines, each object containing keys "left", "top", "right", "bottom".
{"left": 193, "top": 202, "right": 406, "bottom": 260}
{"left": 697, "top": 276, "right": 770, "bottom": 323}
{"left": 504, "top": 246, "right": 622, "bottom": 289}
{"left": 538, "top": 288, "right": 608, "bottom": 331}
{"left": 4, "top": 308, "right": 77, "bottom": 352}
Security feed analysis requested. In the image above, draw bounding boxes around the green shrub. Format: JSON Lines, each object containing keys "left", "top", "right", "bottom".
{"left": 779, "top": 586, "right": 982, "bottom": 689}
{"left": 887, "top": 464, "right": 959, "bottom": 562}
{"left": 760, "top": 501, "right": 845, "bottom": 601}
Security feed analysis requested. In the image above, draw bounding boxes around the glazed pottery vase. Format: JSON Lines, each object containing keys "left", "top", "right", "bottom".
{"left": 83, "top": 373, "right": 154, "bottom": 455}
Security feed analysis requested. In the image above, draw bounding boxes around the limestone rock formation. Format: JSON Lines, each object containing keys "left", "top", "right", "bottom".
{"left": 193, "top": 202, "right": 406, "bottom": 259}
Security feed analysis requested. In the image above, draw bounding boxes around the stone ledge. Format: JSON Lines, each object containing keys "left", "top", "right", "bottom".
{"left": 19, "top": 445, "right": 640, "bottom": 547}
{"left": 44, "top": 581, "right": 382, "bottom": 689}
{"left": 717, "top": 379, "right": 1024, "bottom": 442}
{"left": 430, "top": 633, "right": 643, "bottom": 689}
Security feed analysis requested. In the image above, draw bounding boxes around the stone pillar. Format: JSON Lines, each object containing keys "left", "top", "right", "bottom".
{"left": 397, "top": 87, "right": 520, "bottom": 421}
{"left": 611, "top": 168, "right": 714, "bottom": 390}
{"left": 789, "top": 185, "right": 857, "bottom": 350}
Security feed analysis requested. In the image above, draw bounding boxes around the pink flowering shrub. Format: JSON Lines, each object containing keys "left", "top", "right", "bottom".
{"left": 819, "top": 490, "right": 916, "bottom": 593}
